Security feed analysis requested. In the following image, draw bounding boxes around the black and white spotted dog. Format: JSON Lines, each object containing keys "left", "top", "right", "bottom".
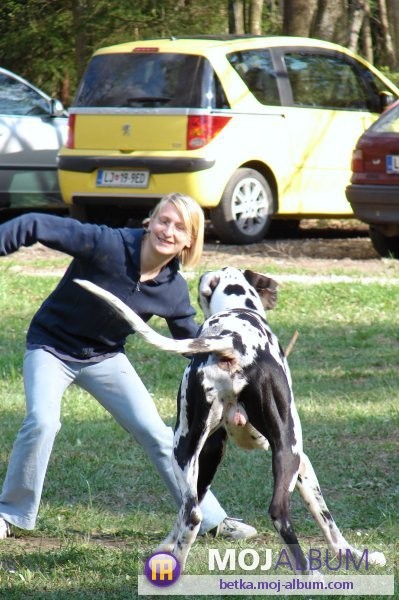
{"left": 76, "top": 268, "right": 386, "bottom": 572}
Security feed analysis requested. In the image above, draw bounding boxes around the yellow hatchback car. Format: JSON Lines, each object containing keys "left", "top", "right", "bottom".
{"left": 58, "top": 35, "right": 399, "bottom": 243}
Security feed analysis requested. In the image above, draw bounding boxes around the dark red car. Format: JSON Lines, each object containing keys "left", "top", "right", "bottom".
{"left": 346, "top": 99, "right": 399, "bottom": 258}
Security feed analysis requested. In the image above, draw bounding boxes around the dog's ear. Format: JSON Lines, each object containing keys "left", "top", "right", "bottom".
{"left": 243, "top": 270, "right": 278, "bottom": 310}
{"left": 198, "top": 271, "right": 221, "bottom": 316}
{"left": 199, "top": 272, "right": 220, "bottom": 297}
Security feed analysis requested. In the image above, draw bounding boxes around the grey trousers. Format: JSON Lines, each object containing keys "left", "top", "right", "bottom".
{"left": 0, "top": 349, "right": 226, "bottom": 532}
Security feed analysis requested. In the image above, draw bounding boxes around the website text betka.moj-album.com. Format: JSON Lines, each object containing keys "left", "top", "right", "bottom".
{"left": 138, "top": 547, "right": 395, "bottom": 595}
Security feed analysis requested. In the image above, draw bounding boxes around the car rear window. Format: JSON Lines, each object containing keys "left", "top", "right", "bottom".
{"left": 227, "top": 49, "right": 280, "bottom": 106}
{"left": 73, "top": 52, "right": 230, "bottom": 110}
{"left": 370, "top": 104, "right": 399, "bottom": 132}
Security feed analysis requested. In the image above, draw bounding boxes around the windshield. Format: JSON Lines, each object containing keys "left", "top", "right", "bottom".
{"left": 73, "top": 52, "right": 230, "bottom": 109}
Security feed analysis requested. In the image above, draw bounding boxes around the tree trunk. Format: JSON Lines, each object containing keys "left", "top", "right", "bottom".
{"left": 378, "top": 0, "right": 396, "bottom": 68}
{"left": 61, "top": 73, "right": 71, "bottom": 107}
{"left": 249, "top": 0, "right": 264, "bottom": 34}
{"left": 362, "top": 11, "right": 374, "bottom": 64}
{"left": 72, "top": 0, "right": 89, "bottom": 81}
{"left": 282, "top": 0, "right": 317, "bottom": 37}
{"left": 229, "top": 0, "right": 245, "bottom": 33}
{"left": 311, "top": 0, "right": 348, "bottom": 44}
{"left": 387, "top": 0, "right": 399, "bottom": 67}
{"left": 347, "top": 1, "right": 367, "bottom": 53}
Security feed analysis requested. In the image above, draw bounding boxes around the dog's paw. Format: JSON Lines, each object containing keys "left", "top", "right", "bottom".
{"left": 307, "top": 569, "right": 324, "bottom": 583}
{"left": 368, "top": 551, "right": 386, "bottom": 566}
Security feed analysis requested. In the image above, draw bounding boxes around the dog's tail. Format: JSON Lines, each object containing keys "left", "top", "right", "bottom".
{"left": 74, "top": 279, "right": 235, "bottom": 356}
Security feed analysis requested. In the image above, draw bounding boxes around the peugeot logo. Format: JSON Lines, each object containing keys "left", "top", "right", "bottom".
{"left": 122, "top": 124, "right": 131, "bottom": 136}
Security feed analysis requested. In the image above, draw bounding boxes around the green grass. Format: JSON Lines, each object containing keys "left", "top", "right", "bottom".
{"left": 0, "top": 257, "right": 398, "bottom": 598}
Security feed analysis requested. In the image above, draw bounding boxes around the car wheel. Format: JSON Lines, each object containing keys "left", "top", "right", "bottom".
{"left": 369, "top": 226, "right": 399, "bottom": 259}
{"left": 210, "top": 168, "right": 274, "bottom": 244}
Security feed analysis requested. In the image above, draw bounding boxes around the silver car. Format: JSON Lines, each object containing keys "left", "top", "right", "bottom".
{"left": 0, "top": 67, "right": 68, "bottom": 213}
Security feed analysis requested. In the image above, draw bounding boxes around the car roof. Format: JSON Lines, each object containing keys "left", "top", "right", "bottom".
{"left": 92, "top": 36, "right": 399, "bottom": 96}
{"left": 94, "top": 35, "right": 364, "bottom": 57}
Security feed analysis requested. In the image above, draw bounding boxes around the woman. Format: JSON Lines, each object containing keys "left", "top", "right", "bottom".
{"left": 0, "top": 193, "right": 256, "bottom": 541}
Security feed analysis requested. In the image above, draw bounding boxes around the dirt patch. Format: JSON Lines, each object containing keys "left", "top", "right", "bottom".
{"left": 203, "top": 236, "right": 378, "bottom": 268}
{"left": 201, "top": 220, "right": 398, "bottom": 277}
{"left": 1, "top": 534, "right": 130, "bottom": 553}
{"left": 3, "top": 219, "right": 399, "bottom": 279}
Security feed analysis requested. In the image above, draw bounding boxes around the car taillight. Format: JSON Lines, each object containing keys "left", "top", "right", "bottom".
{"left": 187, "top": 115, "right": 231, "bottom": 149}
{"left": 351, "top": 148, "right": 364, "bottom": 172}
{"left": 65, "top": 114, "right": 76, "bottom": 149}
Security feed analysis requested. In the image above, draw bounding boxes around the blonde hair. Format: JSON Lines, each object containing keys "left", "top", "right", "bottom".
{"left": 150, "top": 193, "right": 204, "bottom": 267}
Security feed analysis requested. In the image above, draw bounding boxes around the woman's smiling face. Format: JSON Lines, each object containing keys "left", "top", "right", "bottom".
{"left": 147, "top": 201, "right": 192, "bottom": 259}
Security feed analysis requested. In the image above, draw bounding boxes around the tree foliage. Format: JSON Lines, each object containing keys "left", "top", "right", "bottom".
{"left": 0, "top": 0, "right": 398, "bottom": 106}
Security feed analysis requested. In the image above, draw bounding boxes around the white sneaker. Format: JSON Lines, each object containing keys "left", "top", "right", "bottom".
{"left": 211, "top": 517, "right": 257, "bottom": 540}
{"left": 0, "top": 518, "right": 11, "bottom": 539}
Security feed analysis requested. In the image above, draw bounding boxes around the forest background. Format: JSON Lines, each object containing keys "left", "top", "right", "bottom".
{"left": 1, "top": 0, "right": 399, "bottom": 107}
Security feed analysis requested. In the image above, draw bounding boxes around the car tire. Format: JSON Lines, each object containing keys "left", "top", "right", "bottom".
{"left": 210, "top": 168, "right": 274, "bottom": 244}
{"left": 369, "top": 226, "right": 399, "bottom": 259}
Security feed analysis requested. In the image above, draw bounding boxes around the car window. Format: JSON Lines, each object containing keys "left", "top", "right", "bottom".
{"left": 73, "top": 52, "right": 230, "bottom": 110}
{"left": 227, "top": 49, "right": 280, "bottom": 106}
{"left": 283, "top": 52, "right": 371, "bottom": 111}
{"left": 0, "top": 73, "right": 49, "bottom": 116}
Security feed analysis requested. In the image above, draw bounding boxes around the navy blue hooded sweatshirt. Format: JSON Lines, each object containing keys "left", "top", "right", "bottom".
{"left": 0, "top": 213, "right": 198, "bottom": 361}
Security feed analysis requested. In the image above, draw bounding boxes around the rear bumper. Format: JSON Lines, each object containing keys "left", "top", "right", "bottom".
{"left": 346, "top": 184, "right": 399, "bottom": 224}
{"left": 57, "top": 155, "right": 215, "bottom": 174}
{"left": 57, "top": 155, "right": 225, "bottom": 208}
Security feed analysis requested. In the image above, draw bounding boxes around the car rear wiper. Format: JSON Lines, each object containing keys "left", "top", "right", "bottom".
{"left": 126, "top": 96, "right": 172, "bottom": 106}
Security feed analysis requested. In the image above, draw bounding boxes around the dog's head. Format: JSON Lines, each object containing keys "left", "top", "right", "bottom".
{"left": 198, "top": 267, "right": 278, "bottom": 318}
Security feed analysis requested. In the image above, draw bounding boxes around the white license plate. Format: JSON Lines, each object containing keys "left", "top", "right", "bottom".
{"left": 386, "top": 155, "right": 399, "bottom": 174}
{"left": 96, "top": 169, "right": 149, "bottom": 188}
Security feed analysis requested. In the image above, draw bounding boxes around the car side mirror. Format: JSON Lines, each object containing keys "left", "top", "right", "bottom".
{"left": 50, "top": 98, "right": 66, "bottom": 117}
{"left": 379, "top": 91, "right": 396, "bottom": 112}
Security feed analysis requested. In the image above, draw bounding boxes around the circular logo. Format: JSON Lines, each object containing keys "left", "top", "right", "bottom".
{"left": 144, "top": 552, "right": 181, "bottom": 587}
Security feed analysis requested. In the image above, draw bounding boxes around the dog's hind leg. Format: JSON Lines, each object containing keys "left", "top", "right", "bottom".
{"left": 168, "top": 436, "right": 209, "bottom": 570}
{"left": 296, "top": 453, "right": 386, "bottom": 566}
{"left": 197, "top": 427, "right": 228, "bottom": 503}
{"left": 242, "top": 376, "right": 310, "bottom": 572}
{"left": 155, "top": 440, "right": 205, "bottom": 563}
{"left": 268, "top": 444, "right": 310, "bottom": 572}
{"left": 167, "top": 401, "right": 224, "bottom": 570}
{"left": 170, "top": 427, "right": 229, "bottom": 570}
